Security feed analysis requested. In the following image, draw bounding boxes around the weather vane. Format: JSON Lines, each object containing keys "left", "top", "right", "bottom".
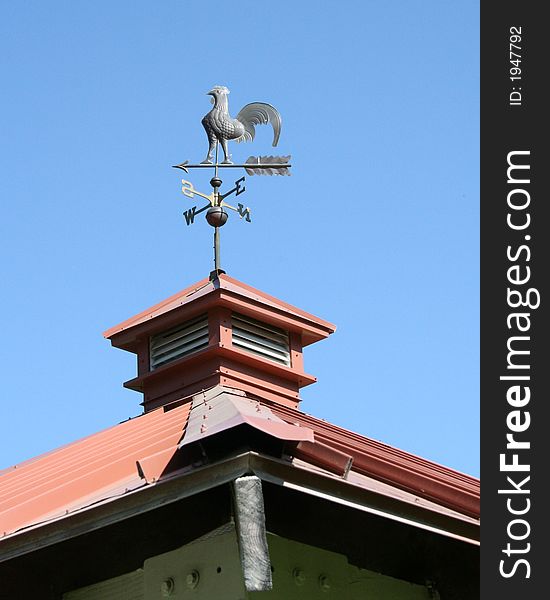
{"left": 173, "top": 85, "right": 291, "bottom": 276}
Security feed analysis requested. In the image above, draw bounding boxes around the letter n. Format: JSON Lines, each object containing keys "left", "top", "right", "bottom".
{"left": 238, "top": 203, "right": 251, "bottom": 222}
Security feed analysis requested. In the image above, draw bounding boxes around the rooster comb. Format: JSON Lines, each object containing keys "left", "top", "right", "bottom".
{"left": 210, "top": 85, "right": 229, "bottom": 94}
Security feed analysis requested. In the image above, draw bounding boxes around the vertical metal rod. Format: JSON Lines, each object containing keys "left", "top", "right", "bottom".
{"left": 214, "top": 226, "right": 220, "bottom": 271}
{"left": 213, "top": 142, "right": 221, "bottom": 272}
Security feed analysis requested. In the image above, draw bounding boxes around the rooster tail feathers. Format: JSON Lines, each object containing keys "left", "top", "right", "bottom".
{"left": 235, "top": 102, "right": 282, "bottom": 147}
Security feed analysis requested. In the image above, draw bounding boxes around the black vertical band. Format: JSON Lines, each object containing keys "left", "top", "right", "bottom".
{"left": 481, "top": 2, "right": 549, "bottom": 596}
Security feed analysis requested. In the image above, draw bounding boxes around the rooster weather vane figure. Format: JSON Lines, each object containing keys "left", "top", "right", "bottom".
{"left": 173, "top": 86, "right": 291, "bottom": 276}
{"left": 201, "top": 85, "right": 281, "bottom": 165}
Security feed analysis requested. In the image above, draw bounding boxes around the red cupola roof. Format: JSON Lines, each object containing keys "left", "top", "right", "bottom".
{"left": 104, "top": 273, "right": 336, "bottom": 412}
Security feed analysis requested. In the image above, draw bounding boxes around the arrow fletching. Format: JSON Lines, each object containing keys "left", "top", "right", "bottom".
{"left": 245, "top": 155, "right": 291, "bottom": 176}
{"left": 172, "top": 161, "right": 189, "bottom": 173}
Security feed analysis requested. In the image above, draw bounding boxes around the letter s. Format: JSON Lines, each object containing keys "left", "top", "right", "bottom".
{"left": 500, "top": 558, "right": 531, "bottom": 579}
{"left": 507, "top": 244, "right": 531, "bottom": 262}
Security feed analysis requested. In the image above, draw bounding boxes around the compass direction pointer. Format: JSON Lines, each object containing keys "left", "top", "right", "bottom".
{"left": 181, "top": 179, "right": 214, "bottom": 203}
{"left": 237, "top": 203, "right": 251, "bottom": 222}
{"left": 219, "top": 199, "right": 252, "bottom": 223}
{"left": 183, "top": 203, "right": 211, "bottom": 226}
{"left": 220, "top": 177, "right": 246, "bottom": 201}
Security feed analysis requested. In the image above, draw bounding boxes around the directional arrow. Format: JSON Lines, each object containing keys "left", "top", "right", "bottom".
{"left": 172, "top": 155, "right": 291, "bottom": 176}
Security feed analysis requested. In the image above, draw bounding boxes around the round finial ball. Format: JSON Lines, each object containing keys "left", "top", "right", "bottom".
{"left": 210, "top": 177, "right": 222, "bottom": 189}
{"left": 206, "top": 206, "right": 228, "bottom": 227}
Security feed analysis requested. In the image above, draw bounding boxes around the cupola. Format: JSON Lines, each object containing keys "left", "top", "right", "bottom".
{"left": 104, "top": 272, "right": 335, "bottom": 412}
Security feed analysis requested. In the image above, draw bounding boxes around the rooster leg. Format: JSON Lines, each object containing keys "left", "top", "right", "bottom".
{"left": 220, "top": 138, "right": 233, "bottom": 164}
{"left": 201, "top": 138, "right": 217, "bottom": 165}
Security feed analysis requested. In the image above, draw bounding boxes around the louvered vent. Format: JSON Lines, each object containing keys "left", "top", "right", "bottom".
{"left": 232, "top": 313, "right": 290, "bottom": 366}
{"left": 150, "top": 315, "right": 209, "bottom": 370}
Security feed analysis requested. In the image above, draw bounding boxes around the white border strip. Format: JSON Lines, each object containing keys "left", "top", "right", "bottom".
{"left": 282, "top": 480, "right": 480, "bottom": 546}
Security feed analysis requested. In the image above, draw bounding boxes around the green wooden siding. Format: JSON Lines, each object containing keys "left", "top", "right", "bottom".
{"left": 63, "top": 569, "right": 144, "bottom": 600}
{"left": 63, "top": 526, "right": 430, "bottom": 599}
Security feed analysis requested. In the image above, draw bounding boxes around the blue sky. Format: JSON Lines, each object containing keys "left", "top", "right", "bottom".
{"left": 0, "top": 1, "right": 479, "bottom": 475}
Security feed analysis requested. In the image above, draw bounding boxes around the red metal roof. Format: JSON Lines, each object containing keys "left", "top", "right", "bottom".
{"left": 103, "top": 273, "right": 336, "bottom": 345}
{"left": 0, "top": 404, "right": 190, "bottom": 539}
{"left": 266, "top": 401, "right": 479, "bottom": 518}
{"left": 0, "top": 385, "right": 479, "bottom": 542}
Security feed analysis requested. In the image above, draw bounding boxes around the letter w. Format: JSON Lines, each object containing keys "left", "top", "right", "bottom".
{"left": 183, "top": 206, "right": 197, "bottom": 225}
